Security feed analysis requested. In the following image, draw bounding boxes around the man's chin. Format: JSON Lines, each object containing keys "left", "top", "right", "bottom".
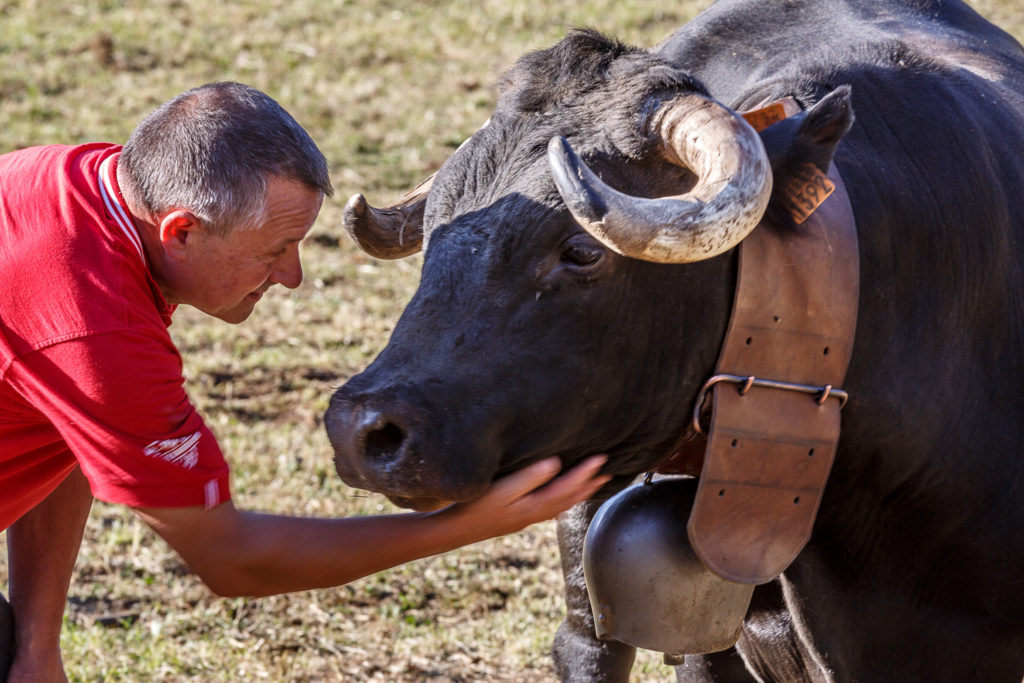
{"left": 212, "top": 300, "right": 257, "bottom": 324}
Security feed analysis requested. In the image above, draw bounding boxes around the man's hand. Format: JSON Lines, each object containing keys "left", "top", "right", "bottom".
{"left": 429, "top": 455, "right": 611, "bottom": 543}
{"left": 135, "top": 455, "right": 610, "bottom": 598}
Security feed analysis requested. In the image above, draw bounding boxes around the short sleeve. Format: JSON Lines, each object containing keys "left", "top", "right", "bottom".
{"left": 6, "top": 328, "right": 231, "bottom": 509}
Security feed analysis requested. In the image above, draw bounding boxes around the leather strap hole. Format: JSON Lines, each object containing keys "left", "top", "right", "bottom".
{"left": 808, "top": 448, "right": 815, "bottom": 457}
{"left": 823, "top": 346, "right": 830, "bottom": 356}
{"left": 731, "top": 438, "right": 738, "bottom": 448}
{"left": 793, "top": 496, "right": 801, "bottom": 504}
{"left": 745, "top": 337, "right": 753, "bottom": 346}
{"left": 718, "top": 489, "right": 726, "bottom": 497}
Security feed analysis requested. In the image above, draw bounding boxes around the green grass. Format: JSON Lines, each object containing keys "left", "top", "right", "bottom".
{"left": 1, "top": 0, "right": 1022, "bottom": 680}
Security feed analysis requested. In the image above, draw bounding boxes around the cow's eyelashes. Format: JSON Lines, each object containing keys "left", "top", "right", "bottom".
{"left": 561, "top": 244, "right": 602, "bottom": 266}
{"left": 559, "top": 235, "right": 604, "bottom": 268}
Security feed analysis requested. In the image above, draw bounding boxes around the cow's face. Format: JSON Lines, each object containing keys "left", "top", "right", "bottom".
{"left": 325, "top": 86, "right": 746, "bottom": 507}
{"left": 325, "top": 31, "right": 852, "bottom": 509}
{"left": 326, "top": 174, "right": 736, "bottom": 509}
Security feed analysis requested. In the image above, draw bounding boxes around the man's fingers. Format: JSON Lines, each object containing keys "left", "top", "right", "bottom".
{"left": 527, "top": 455, "right": 610, "bottom": 505}
{"left": 488, "top": 454, "right": 609, "bottom": 503}
{"left": 487, "top": 457, "right": 563, "bottom": 501}
{"left": 444, "top": 455, "right": 611, "bottom": 540}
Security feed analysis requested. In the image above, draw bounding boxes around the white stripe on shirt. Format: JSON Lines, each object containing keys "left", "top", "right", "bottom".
{"left": 204, "top": 479, "right": 221, "bottom": 509}
{"left": 98, "top": 156, "right": 145, "bottom": 263}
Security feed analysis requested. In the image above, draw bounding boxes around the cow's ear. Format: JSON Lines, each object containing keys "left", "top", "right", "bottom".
{"left": 795, "top": 85, "right": 855, "bottom": 167}
{"left": 757, "top": 85, "right": 855, "bottom": 175}
{"left": 757, "top": 86, "right": 855, "bottom": 232}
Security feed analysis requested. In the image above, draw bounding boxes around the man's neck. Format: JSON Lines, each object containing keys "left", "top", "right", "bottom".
{"left": 115, "top": 164, "right": 176, "bottom": 304}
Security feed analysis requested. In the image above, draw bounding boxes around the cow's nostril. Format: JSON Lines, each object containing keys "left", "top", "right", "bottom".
{"left": 365, "top": 422, "right": 405, "bottom": 460}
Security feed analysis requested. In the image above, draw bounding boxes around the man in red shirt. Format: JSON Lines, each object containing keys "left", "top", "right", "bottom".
{"left": 0, "top": 82, "right": 609, "bottom": 681}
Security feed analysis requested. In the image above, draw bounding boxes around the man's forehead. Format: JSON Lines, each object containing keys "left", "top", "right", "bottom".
{"left": 264, "top": 179, "right": 322, "bottom": 223}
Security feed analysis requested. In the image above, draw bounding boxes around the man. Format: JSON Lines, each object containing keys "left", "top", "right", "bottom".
{"left": 0, "top": 82, "right": 609, "bottom": 681}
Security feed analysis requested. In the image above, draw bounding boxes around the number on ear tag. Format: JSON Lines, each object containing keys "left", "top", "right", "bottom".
{"left": 779, "top": 164, "right": 836, "bottom": 224}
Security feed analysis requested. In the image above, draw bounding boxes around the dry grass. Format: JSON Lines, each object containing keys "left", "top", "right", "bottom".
{"left": 1, "top": 0, "right": 1022, "bottom": 681}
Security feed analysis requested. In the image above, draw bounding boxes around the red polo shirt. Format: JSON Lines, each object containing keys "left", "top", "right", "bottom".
{"left": 0, "top": 143, "right": 231, "bottom": 530}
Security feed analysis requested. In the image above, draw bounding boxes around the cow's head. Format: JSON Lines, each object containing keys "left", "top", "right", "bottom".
{"left": 326, "top": 30, "right": 853, "bottom": 510}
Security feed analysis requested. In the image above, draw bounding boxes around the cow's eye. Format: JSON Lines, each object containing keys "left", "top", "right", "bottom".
{"left": 560, "top": 235, "right": 604, "bottom": 268}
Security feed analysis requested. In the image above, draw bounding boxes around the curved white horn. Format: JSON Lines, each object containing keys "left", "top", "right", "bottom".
{"left": 547, "top": 94, "right": 772, "bottom": 263}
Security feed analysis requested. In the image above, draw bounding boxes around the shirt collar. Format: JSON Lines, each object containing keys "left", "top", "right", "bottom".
{"left": 98, "top": 155, "right": 145, "bottom": 265}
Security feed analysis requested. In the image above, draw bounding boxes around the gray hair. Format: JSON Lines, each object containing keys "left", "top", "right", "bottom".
{"left": 119, "top": 82, "right": 333, "bottom": 235}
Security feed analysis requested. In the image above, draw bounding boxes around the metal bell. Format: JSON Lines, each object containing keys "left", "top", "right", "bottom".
{"left": 583, "top": 476, "right": 754, "bottom": 655}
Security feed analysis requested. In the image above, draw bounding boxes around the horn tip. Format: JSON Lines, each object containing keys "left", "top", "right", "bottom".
{"left": 547, "top": 137, "right": 610, "bottom": 227}
{"left": 547, "top": 136, "right": 573, "bottom": 163}
{"left": 344, "top": 193, "right": 368, "bottom": 215}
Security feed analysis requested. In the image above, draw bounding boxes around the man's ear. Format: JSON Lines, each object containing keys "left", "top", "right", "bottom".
{"left": 158, "top": 210, "right": 203, "bottom": 261}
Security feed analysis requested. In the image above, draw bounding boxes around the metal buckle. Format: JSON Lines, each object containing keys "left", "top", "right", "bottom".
{"left": 691, "top": 373, "right": 849, "bottom": 436}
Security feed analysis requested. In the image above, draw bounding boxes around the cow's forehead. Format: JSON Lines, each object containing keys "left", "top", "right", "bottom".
{"left": 422, "top": 118, "right": 567, "bottom": 242}
{"left": 419, "top": 38, "right": 711, "bottom": 249}
{"left": 422, "top": 182, "right": 570, "bottom": 259}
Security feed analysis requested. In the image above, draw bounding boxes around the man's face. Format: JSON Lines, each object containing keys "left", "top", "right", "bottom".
{"left": 178, "top": 177, "right": 324, "bottom": 323}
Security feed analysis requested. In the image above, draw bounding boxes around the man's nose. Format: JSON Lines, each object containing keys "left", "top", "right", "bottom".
{"left": 270, "top": 248, "right": 303, "bottom": 289}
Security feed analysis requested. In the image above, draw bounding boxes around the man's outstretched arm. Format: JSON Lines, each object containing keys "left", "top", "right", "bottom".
{"left": 136, "top": 455, "right": 609, "bottom": 597}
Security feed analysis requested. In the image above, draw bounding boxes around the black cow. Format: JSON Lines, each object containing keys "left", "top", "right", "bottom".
{"left": 326, "top": 1, "right": 1024, "bottom": 680}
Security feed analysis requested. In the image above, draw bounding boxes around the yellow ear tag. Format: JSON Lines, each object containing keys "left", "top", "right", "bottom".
{"left": 779, "top": 164, "right": 836, "bottom": 224}
{"left": 741, "top": 101, "right": 792, "bottom": 132}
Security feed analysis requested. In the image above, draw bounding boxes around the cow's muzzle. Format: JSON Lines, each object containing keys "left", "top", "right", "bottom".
{"left": 324, "top": 389, "right": 488, "bottom": 510}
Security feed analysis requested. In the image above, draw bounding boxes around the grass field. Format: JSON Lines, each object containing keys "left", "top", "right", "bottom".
{"left": 2, "top": 1, "right": 1022, "bottom": 681}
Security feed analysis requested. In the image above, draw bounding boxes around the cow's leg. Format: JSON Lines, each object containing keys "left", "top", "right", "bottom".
{"left": 553, "top": 497, "right": 636, "bottom": 683}
{"left": 673, "top": 649, "right": 752, "bottom": 682}
{"left": 732, "top": 579, "right": 829, "bottom": 683}
{"left": 0, "top": 592, "right": 13, "bottom": 683}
